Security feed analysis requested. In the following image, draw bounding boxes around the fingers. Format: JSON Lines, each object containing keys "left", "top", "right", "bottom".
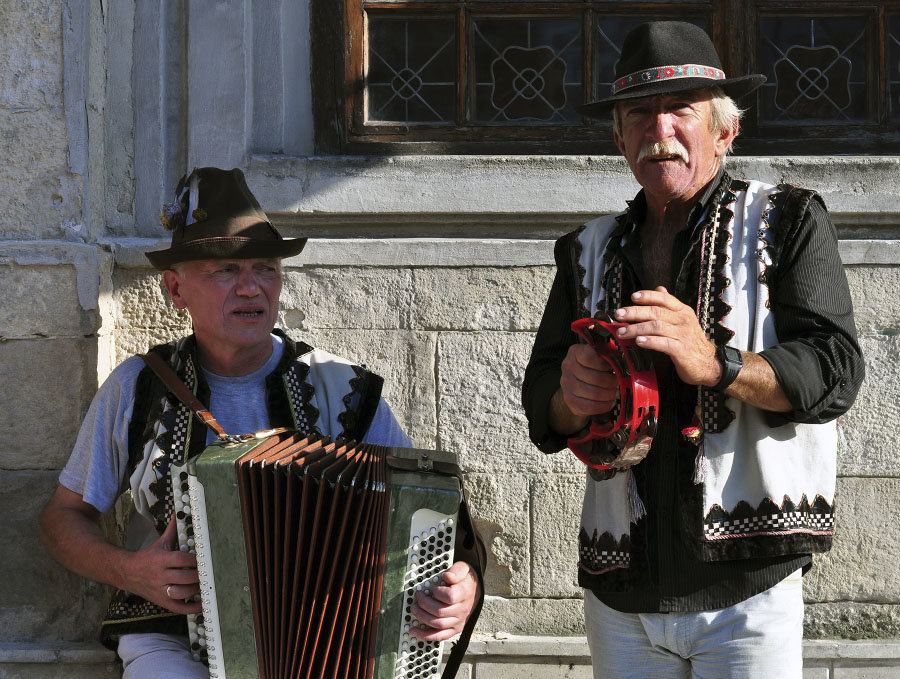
{"left": 408, "top": 562, "right": 478, "bottom": 641}
{"left": 560, "top": 345, "right": 619, "bottom": 417}
{"left": 612, "top": 289, "right": 696, "bottom": 342}
{"left": 158, "top": 516, "right": 180, "bottom": 551}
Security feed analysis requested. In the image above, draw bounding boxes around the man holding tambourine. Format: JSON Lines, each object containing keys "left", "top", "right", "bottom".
{"left": 522, "top": 21, "right": 864, "bottom": 679}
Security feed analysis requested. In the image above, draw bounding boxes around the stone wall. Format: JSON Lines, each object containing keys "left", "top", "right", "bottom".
{"left": 99, "top": 236, "right": 900, "bottom": 643}
{"left": 3, "top": 1, "right": 900, "bottom": 676}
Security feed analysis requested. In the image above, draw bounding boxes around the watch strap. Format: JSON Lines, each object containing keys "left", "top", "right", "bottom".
{"left": 713, "top": 344, "right": 742, "bottom": 392}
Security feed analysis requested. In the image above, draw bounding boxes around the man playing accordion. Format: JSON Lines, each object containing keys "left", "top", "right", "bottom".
{"left": 41, "top": 167, "right": 483, "bottom": 678}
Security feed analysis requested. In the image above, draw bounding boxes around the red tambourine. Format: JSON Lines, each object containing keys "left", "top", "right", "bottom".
{"left": 567, "top": 317, "right": 659, "bottom": 471}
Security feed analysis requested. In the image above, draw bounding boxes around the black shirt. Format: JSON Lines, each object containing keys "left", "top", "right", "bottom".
{"left": 522, "top": 171, "right": 864, "bottom": 612}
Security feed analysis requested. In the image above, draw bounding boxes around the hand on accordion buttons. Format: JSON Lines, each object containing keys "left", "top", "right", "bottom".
{"left": 121, "top": 517, "right": 203, "bottom": 615}
{"left": 408, "top": 560, "right": 480, "bottom": 641}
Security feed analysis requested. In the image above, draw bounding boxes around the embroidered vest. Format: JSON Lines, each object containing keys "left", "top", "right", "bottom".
{"left": 573, "top": 179, "right": 837, "bottom": 577}
{"left": 100, "top": 331, "right": 383, "bottom": 644}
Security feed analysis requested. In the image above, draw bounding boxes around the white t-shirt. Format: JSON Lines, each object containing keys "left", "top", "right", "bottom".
{"left": 60, "top": 334, "right": 411, "bottom": 515}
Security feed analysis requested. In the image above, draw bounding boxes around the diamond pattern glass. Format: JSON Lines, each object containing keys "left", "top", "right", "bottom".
{"left": 757, "top": 15, "right": 868, "bottom": 122}
{"left": 367, "top": 17, "right": 457, "bottom": 124}
{"left": 473, "top": 18, "right": 582, "bottom": 123}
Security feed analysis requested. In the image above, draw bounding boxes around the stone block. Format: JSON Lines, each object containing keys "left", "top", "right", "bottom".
{"left": 839, "top": 336, "right": 900, "bottom": 477}
{"left": 832, "top": 666, "right": 900, "bottom": 678}
{"left": 465, "top": 473, "right": 530, "bottom": 597}
{"left": 532, "top": 475, "right": 585, "bottom": 598}
{"left": 0, "top": 261, "right": 99, "bottom": 338}
{"left": 293, "top": 328, "right": 438, "bottom": 447}
{"left": 112, "top": 327, "right": 193, "bottom": 367}
{"left": 0, "top": 112, "right": 82, "bottom": 240}
{"left": 805, "top": 478, "right": 900, "bottom": 604}
{"left": 479, "top": 597, "right": 584, "bottom": 637}
{"left": 0, "top": 2, "right": 63, "bottom": 105}
{"left": 0, "top": 339, "right": 97, "bottom": 470}
{"left": 846, "top": 266, "right": 900, "bottom": 334}
{"left": 477, "top": 662, "right": 593, "bottom": 679}
{"left": 437, "top": 331, "right": 584, "bottom": 474}
{"left": 113, "top": 268, "right": 191, "bottom": 333}
{"left": 281, "top": 267, "right": 415, "bottom": 330}
{"left": 805, "top": 603, "right": 900, "bottom": 641}
{"left": 410, "top": 267, "right": 555, "bottom": 331}
{"left": 0, "top": 471, "right": 110, "bottom": 642}
{"left": 802, "top": 668, "right": 829, "bottom": 679}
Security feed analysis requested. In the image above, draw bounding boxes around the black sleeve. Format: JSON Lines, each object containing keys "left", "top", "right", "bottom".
{"left": 758, "top": 195, "right": 865, "bottom": 424}
{"left": 522, "top": 232, "right": 583, "bottom": 453}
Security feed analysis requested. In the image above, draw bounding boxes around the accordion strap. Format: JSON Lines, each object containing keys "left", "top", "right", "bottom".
{"left": 385, "top": 454, "right": 463, "bottom": 479}
{"left": 141, "top": 351, "right": 229, "bottom": 439}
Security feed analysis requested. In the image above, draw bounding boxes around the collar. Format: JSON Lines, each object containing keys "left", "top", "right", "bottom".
{"left": 623, "top": 167, "right": 726, "bottom": 238}
{"left": 616, "top": 168, "right": 729, "bottom": 290}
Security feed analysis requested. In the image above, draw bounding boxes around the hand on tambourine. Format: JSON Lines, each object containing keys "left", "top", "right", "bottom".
{"left": 409, "top": 561, "right": 480, "bottom": 641}
{"left": 120, "top": 517, "right": 202, "bottom": 615}
{"left": 560, "top": 343, "right": 620, "bottom": 417}
{"left": 614, "top": 287, "right": 719, "bottom": 387}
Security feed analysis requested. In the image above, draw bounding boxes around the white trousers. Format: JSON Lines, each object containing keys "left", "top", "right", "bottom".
{"left": 118, "top": 633, "right": 208, "bottom": 679}
{"left": 584, "top": 570, "right": 804, "bottom": 679}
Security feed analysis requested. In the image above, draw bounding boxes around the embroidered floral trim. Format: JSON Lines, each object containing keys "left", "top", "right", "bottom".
{"left": 756, "top": 185, "right": 782, "bottom": 307}
{"left": 578, "top": 527, "right": 631, "bottom": 574}
{"left": 569, "top": 225, "right": 590, "bottom": 315}
{"left": 613, "top": 64, "right": 725, "bottom": 95}
{"left": 696, "top": 178, "right": 740, "bottom": 435}
{"left": 598, "top": 213, "right": 632, "bottom": 315}
{"left": 703, "top": 494, "right": 835, "bottom": 540}
{"left": 337, "top": 364, "right": 370, "bottom": 439}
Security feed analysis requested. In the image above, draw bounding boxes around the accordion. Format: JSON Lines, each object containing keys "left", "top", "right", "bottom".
{"left": 171, "top": 430, "right": 462, "bottom": 679}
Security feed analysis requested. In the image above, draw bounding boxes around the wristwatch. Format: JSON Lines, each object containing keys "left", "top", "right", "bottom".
{"left": 713, "top": 344, "right": 742, "bottom": 392}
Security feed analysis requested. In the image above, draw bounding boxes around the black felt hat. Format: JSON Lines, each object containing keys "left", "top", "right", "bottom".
{"left": 578, "top": 21, "right": 765, "bottom": 118}
{"left": 145, "top": 167, "right": 306, "bottom": 270}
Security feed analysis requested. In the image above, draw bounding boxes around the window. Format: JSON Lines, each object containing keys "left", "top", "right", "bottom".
{"left": 310, "top": 1, "right": 900, "bottom": 154}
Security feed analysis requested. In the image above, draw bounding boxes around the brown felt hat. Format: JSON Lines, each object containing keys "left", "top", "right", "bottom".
{"left": 578, "top": 21, "right": 765, "bottom": 118}
{"left": 145, "top": 167, "right": 306, "bottom": 270}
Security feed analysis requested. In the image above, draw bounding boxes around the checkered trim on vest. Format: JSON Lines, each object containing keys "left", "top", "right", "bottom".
{"left": 703, "top": 495, "right": 835, "bottom": 541}
{"left": 578, "top": 528, "right": 631, "bottom": 574}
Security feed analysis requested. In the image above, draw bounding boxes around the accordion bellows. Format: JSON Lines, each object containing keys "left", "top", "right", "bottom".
{"left": 172, "top": 432, "right": 461, "bottom": 679}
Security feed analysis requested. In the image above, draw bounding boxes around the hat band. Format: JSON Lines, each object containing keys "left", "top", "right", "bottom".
{"left": 613, "top": 64, "right": 726, "bottom": 95}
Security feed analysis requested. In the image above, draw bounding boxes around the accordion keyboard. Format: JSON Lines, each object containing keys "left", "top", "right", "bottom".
{"left": 396, "top": 509, "right": 457, "bottom": 679}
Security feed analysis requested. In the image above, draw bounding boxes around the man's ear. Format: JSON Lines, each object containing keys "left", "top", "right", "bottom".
{"left": 715, "top": 121, "right": 738, "bottom": 158}
{"left": 162, "top": 269, "right": 188, "bottom": 310}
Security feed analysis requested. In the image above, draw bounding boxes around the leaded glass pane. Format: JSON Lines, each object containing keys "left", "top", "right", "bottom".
{"left": 472, "top": 17, "right": 583, "bottom": 124}
{"left": 757, "top": 15, "right": 868, "bottom": 122}
{"left": 890, "top": 14, "right": 900, "bottom": 121}
{"left": 367, "top": 17, "right": 456, "bottom": 124}
{"left": 594, "top": 16, "right": 708, "bottom": 100}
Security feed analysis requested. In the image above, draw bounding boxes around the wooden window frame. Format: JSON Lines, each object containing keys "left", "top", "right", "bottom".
{"left": 311, "top": 0, "right": 900, "bottom": 155}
